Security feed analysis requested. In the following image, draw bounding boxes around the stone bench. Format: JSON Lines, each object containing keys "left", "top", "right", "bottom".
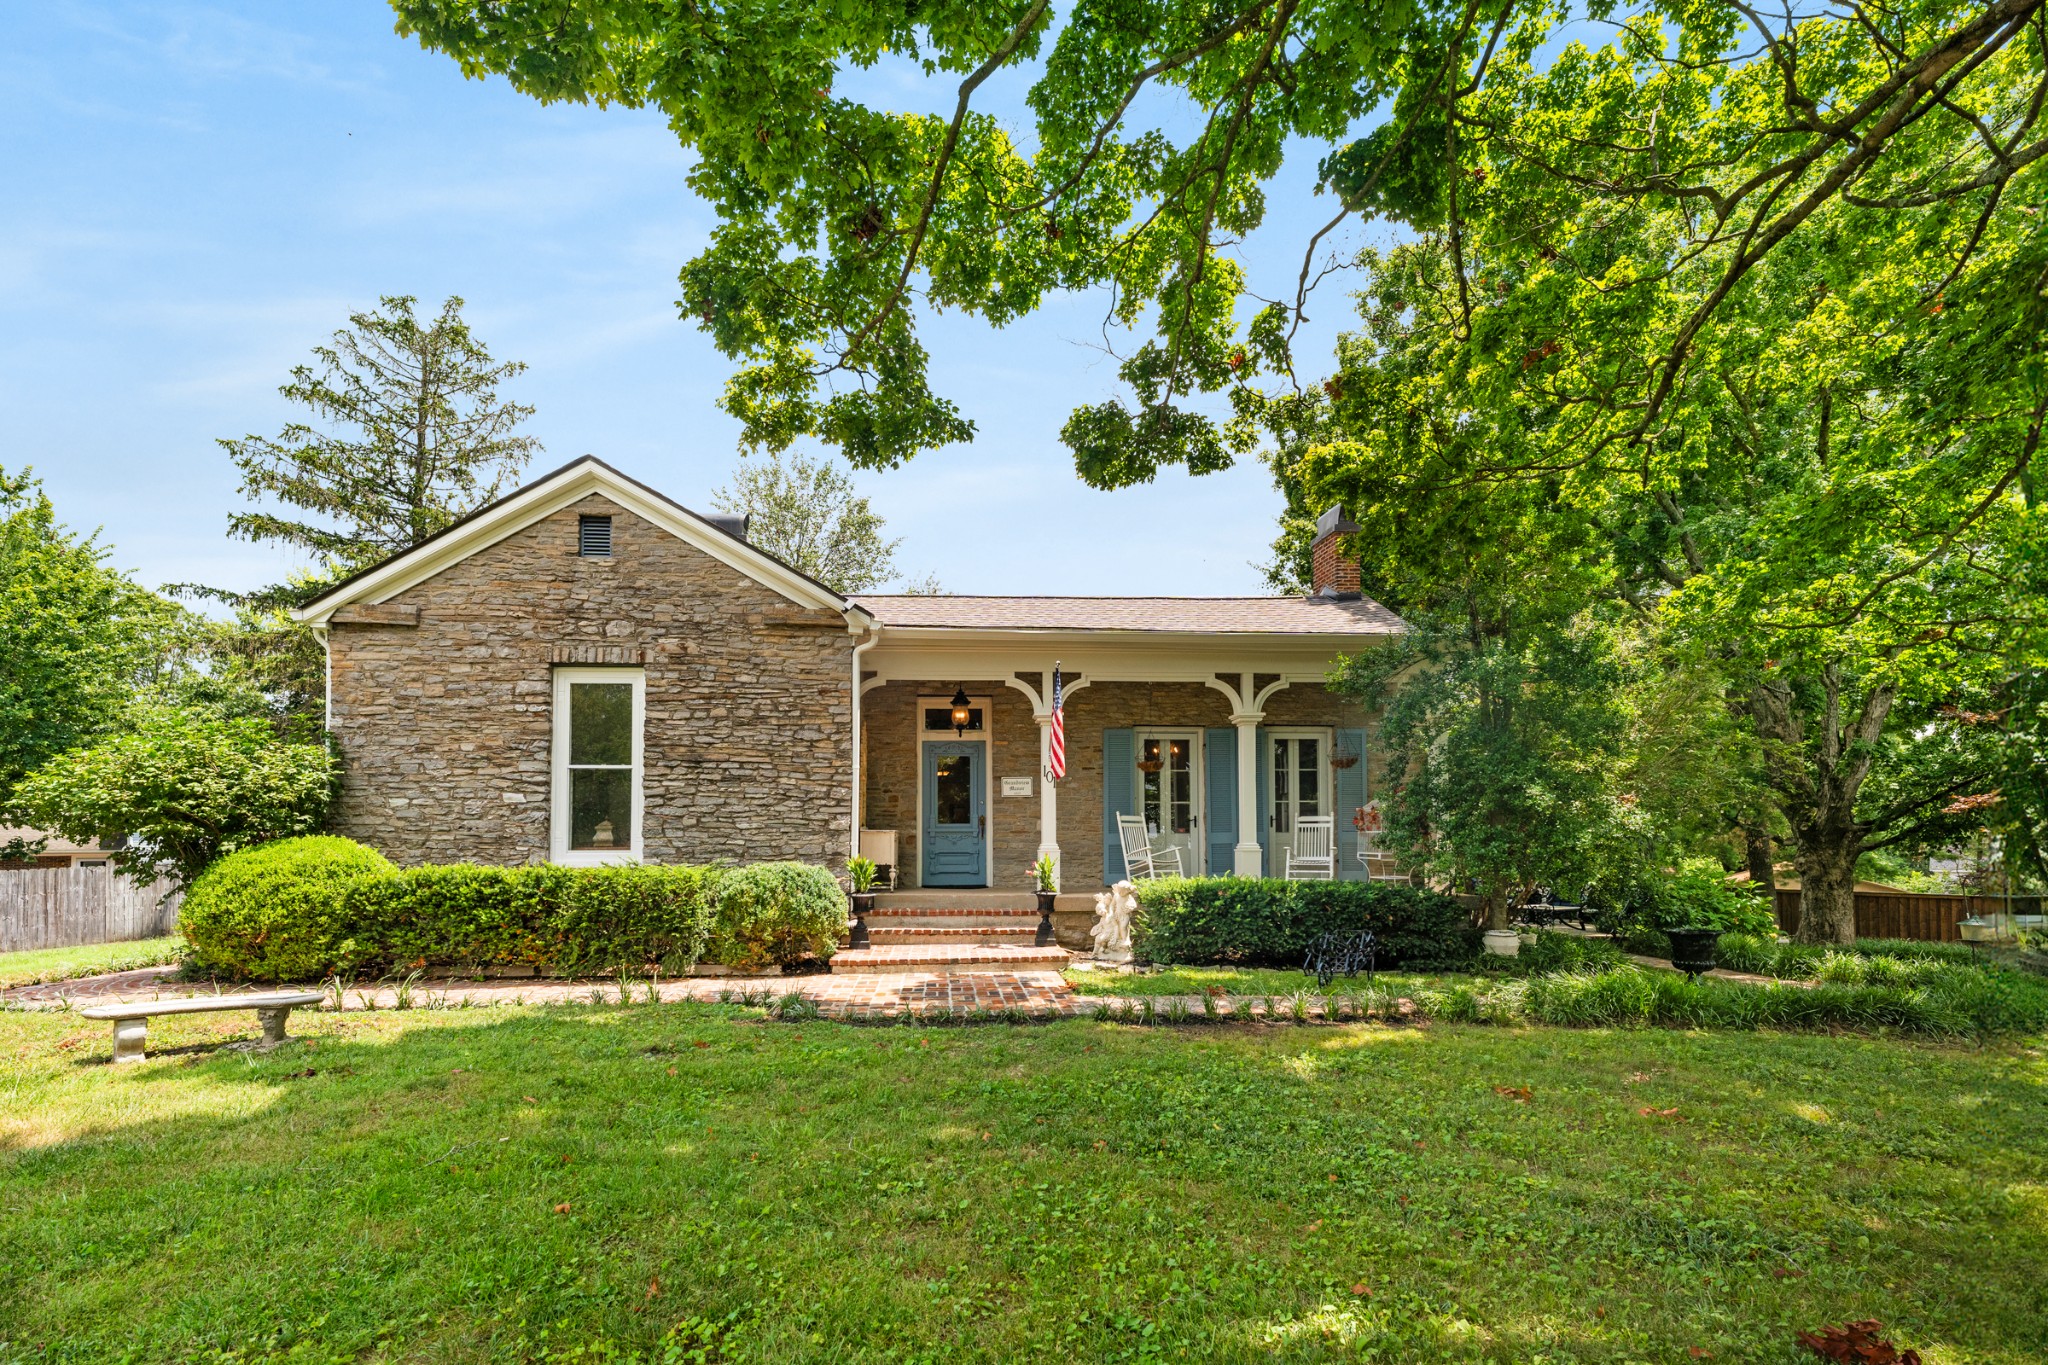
{"left": 79, "top": 992, "right": 326, "bottom": 1064}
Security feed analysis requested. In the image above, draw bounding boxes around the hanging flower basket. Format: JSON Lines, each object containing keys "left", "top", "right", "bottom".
{"left": 1331, "top": 748, "right": 1361, "bottom": 770}
{"left": 1135, "top": 758, "right": 1164, "bottom": 774}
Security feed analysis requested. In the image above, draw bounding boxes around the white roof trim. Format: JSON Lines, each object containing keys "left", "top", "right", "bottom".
{"left": 294, "top": 457, "right": 849, "bottom": 625}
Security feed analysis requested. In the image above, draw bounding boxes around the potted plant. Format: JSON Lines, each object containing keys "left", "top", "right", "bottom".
{"left": 1032, "top": 853, "right": 1058, "bottom": 947}
{"left": 845, "top": 856, "right": 877, "bottom": 950}
{"left": 1665, "top": 926, "right": 1720, "bottom": 977}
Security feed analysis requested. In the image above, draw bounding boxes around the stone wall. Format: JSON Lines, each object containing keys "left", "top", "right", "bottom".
{"left": 859, "top": 678, "right": 1382, "bottom": 888}
{"left": 327, "top": 493, "right": 854, "bottom": 868}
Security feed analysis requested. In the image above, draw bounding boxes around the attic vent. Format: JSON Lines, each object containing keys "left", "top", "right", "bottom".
{"left": 578, "top": 515, "right": 613, "bottom": 558}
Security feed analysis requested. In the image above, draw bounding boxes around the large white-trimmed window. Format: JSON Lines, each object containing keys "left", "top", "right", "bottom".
{"left": 551, "top": 667, "right": 645, "bottom": 864}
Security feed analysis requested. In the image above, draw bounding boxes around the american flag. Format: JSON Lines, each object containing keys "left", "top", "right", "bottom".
{"left": 1047, "top": 663, "right": 1066, "bottom": 781}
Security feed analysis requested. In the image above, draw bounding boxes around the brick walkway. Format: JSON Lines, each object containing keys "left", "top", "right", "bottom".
{"left": 1, "top": 965, "right": 1090, "bottom": 1020}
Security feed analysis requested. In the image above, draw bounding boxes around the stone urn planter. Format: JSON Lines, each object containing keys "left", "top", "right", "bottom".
{"left": 1034, "top": 890, "right": 1058, "bottom": 948}
{"left": 1666, "top": 928, "right": 1720, "bottom": 978}
{"left": 1482, "top": 928, "right": 1521, "bottom": 957}
{"left": 847, "top": 892, "right": 874, "bottom": 950}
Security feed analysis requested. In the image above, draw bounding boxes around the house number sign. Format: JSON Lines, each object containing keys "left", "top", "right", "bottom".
{"left": 1000, "top": 776, "right": 1033, "bottom": 798}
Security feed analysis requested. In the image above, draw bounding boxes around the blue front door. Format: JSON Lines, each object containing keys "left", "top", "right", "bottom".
{"left": 921, "top": 740, "right": 987, "bottom": 886}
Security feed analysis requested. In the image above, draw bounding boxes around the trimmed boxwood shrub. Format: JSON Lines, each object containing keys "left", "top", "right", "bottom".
{"left": 338, "top": 863, "right": 721, "bottom": 977}
{"left": 712, "top": 861, "right": 848, "bottom": 970}
{"left": 186, "top": 855, "right": 726, "bottom": 980}
{"left": 1131, "top": 877, "right": 1481, "bottom": 970}
{"left": 180, "top": 836, "right": 395, "bottom": 980}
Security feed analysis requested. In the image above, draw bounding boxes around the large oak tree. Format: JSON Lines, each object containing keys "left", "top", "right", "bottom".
{"left": 394, "top": 0, "right": 2047, "bottom": 938}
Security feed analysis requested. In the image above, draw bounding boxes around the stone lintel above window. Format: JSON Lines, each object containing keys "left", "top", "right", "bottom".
{"left": 549, "top": 644, "right": 646, "bottom": 666}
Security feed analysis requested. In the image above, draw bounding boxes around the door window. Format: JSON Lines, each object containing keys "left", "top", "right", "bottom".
{"left": 933, "top": 752, "right": 974, "bottom": 825}
{"left": 1140, "top": 737, "right": 1194, "bottom": 836}
{"left": 1270, "top": 734, "right": 1324, "bottom": 835}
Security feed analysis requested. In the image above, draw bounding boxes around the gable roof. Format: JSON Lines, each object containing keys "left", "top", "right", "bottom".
{"left": 850, "top": 594, "right": 1405, "bottom": 637}
{"left": 294, "top": 456, "right": 851, "bottom": 625}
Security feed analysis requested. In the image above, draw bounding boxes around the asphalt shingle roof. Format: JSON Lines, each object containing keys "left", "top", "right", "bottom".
{"left": 849, "top": 594, "right": 1405, "bottom": 635}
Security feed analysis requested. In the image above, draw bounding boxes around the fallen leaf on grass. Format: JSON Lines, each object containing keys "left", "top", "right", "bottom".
{"left": 1493, "top": 1086, "right": 1532, "bottom": 1103}
{"left": 1327, "top": 1173, "right": 1340, "bottom": 1183}
{"left": 1688, "top": 1349, "right": 1712, "bottom": 1359}
{"left": 1795, "top": 1320, "right": 1920, "bottom": 1364}
{"left": 553, "top": 1203, "right": 571, "bottom": 1214}
{"left": 1350, "top": 1284, "right": 1372, "bottom": 1297}
{"left": 1639, "top": 1106, "right": 1685, "bottom": 1121}
{"left": 523, "top": 1096, "right": 538, "bottom": 1104}
{"left": 1305, "top": 1221, "right": 1323, "bottom": 1233}
{"left": 646, "top": 1275, "right": 661, "bottom": 1300}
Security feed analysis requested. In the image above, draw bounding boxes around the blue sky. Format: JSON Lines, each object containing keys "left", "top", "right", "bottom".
{"left": 2, "top": 2, "right": 1376, "bottom": 598}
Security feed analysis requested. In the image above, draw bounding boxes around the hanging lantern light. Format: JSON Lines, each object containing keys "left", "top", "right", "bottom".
{"left": 950, "top": 686, "right": 972, "bottom": 735}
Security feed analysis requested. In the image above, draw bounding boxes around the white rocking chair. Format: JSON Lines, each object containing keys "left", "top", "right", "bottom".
{"left": 1357, "top": 829, "right": 1408, "bottom": 883}
{"left": 1283, "top": 815, "right": 1337, "bottom": 880}
{"left": 1116, "top": 814, "right": 1185, "bottom": 881}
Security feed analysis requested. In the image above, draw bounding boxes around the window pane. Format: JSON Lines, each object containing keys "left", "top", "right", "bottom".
{"left": 922, "top": 706, "right": 984, "bottom": 732}
{"left": 1272, "top": 742, "right": 1291, "bottom": 831}
{"left": 569, "top": 767, "right": 633, "bottom": 850}
{"left": 570, "top": 683, "right": 634, "bottom": 765}
{"left": 933, "top": 754, "right": 973, "bottom": 824}
{"left": 1169, "top": 739, "right": 1192, "bottom": 833}
{"left": 1298, "top": 738, "right": 1322, "bottom": 813}
{"left": 1141, "top": 740, "right": 1163, "bottom": 831}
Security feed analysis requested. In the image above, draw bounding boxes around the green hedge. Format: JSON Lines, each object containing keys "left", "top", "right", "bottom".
{"left": 180, "top": 840, "right": 850, "bottom": 980}
{"left": 1131, "top": 877, "right": 1481, "bottom": 970}
{"left": 179, "top": 836, "right": 395, "bottom": 980}
{"left": 336, "top": 862, "right": 721, "bottom": 977}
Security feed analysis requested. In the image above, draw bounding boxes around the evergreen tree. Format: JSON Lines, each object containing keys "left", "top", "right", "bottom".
{"left": 221, "top": 294, "right": 540, "bottom": 572}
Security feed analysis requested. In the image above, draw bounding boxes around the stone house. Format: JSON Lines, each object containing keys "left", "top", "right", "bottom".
{"left": 297, "top": 458, "right": 1406, "bottom": 891}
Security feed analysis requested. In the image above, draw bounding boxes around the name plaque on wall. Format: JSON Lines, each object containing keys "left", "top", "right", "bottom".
{"left": 999, "top": 776, "right": 1033, "bottom": 798}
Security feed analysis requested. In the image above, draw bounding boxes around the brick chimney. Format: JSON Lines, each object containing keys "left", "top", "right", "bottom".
{"left": 1308, "top": 505, "right": 1361, "bottom": 598}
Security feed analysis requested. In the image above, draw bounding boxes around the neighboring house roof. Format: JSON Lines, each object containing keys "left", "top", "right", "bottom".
{"left": 295, "top": 456, "right": 852, "bottom": 625}
{"left": 0, "top": 826, "right": 112, "bottom": 858}
{"left": 851, "top": 594, "right": 1406, "bottom": 636}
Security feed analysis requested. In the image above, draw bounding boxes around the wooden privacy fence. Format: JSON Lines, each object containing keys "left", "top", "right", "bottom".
{"left": 0, "top": 866, "right": 180, "bottom": 953}
{"left": 1773, "top": 888, "right": 2044, "bottom": 942}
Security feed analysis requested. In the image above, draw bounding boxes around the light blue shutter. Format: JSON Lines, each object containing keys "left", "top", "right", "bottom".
{"left": 1204, "top": 728, "right": 1236, "bottom": 876}
{"left": 1254, "top": 727, "right": 1270, "bottom": 874}
{"left": 1103, "top": 728, "right": 1135, "bottom": 882}
{"left": 1335, "top": 727, "right": 1369, "bottom": 880}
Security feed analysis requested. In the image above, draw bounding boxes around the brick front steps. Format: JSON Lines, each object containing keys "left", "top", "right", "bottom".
{"left": 828, "top": 944, "right": 1071, "bottom": 974}
{"left": 846, "top": 893, "right": 1068, "bottom": 971}
{"left": 866, "top": 925, "right": 1039, "bottom": 945}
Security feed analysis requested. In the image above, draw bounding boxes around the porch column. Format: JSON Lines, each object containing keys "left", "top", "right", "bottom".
{"left": 1036, "top": 715, "right": 1061, "bottom": 887}
{"left": 1233, "top": 709, "right": 1263, "bottom": 877}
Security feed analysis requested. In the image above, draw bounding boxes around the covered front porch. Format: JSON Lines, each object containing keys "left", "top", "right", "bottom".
{"left": 848, "top": 597, "right": 1403, "bottom": 892}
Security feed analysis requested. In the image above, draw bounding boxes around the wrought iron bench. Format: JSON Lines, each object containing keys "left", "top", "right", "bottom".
{"left": 1303, "top": 929, "right": 1377, "bottom": 989}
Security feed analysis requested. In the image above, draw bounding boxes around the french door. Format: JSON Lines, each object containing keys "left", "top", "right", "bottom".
{"left": 1135, "top": 730, "right": 1202, "bottom": 875}
{"left": 1266, "top": 730, "right": 1330, "bottom": 876}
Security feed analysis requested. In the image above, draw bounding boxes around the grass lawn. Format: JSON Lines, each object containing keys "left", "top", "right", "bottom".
{"left": 2, "top": 1004, "right": 2044, "bottom": 1363}
{"left": 0, "top": 937, "right": 184, "bottom": 991}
